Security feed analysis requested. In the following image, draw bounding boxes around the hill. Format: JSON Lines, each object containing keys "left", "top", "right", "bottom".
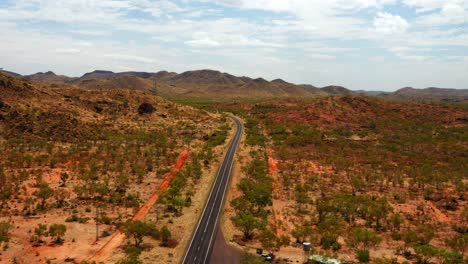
{"left": 0, "top": 72, "right": 231, "bottom": 264}
{"left": 24, "top": 71, "right": 75, "bottom": 83}
{"left": 27, "top": 69, "right": 326, "bottom": 100}
{"left": 0, "top": 72, "right": 213, "bottom": 142}
{"left": 156, "top": 70, "right": 324, "bottom": 99}
{"left": 321, "top": 85, "right": 354, "bottom": 95}
{"left": 0, "top": 69, "right": 22, "bottom": 77}
{"left": 76, "top": 74, "right": 155, "bottom": 92}
{"left": 384, "top": 87, "right": 468, "bottom": 103}
{"left": 17, "top": 68, "right": 468, "bottom": 102}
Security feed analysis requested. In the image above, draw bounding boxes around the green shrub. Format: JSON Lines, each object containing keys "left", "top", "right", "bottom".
{"left": 356, "top": 249, "right": 370, "bottom": 263}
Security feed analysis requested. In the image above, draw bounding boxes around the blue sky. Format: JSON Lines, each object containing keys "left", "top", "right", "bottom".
{"left": 0, "top": 0, "right": 467, "bottom": 91}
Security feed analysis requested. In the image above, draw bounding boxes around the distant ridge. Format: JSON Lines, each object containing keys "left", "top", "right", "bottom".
{"left": 384, "top": 87, "right": 468, "bottom": 103}
{"left": 2, "top": 68, "right": 466, "bottom": 101}
{"left": 25, "top": 71, "right": 74, "bottom": 82}
{"left": 0, "top": 69, "right": 22, "bottom": 77}
{"left": 321, "top": 85, "right": 354, "bottom": 95}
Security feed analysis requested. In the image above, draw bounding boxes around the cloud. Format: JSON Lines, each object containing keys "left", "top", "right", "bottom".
{"left": 374, "top": 12, "right": 409, "bottom": 34}
{"left": 388, "top": 46, "right": 431, "bottom": 61}
{"left": 185, "top": 37, "right": 221, "bottom": 47}
{"left": 0, "top": 0, "right": 467, "bottom": 90}
{"left": 56, "top": 48, "right": 81, "bottom": 54}
{"left": 103, "top": 54, "right": 156, "bottom": 64}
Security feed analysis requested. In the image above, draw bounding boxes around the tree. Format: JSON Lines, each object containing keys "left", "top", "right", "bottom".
{"left": 48, "top": 224, "right": 67, "bottom": 243}
{"left": 160, "top": 226, "right": 171, "bottom": 247}
{"left": 277, "top": 234, "right": 291, "bottom": 248}
{"left": 356, "top": 249, "right": 370, "bottom": 263}
{"left": 260, "top": 229, "right": 277, "bottom": 253}
{"left": 124, "top": 220, "right": 159, "bottom": 248}
{"left": 36, "top": 182, "right": 54, "bottom": 208}
{"left": 0, "top": 221, "right": 12, "bottom": 242}
{"left": 390, "top": 213, "right": 404, "bottom": 231}
{"left": 321, "top": 233, "right": 340, "bottom": 251}
{"left": 291, "top": 225, "right": 313, "bottom": 243}
{"left": 232, "top": 211, "right": 263, "bottom": 241}
{"left": 441, "top": 250, "right": 464, "bottom": 264}
{"left": 295, "top": 184, "right": 310, "bottom": 213}
{"left": 413, "top": 244, "right": 439, "bottom": 264}
{"left": 348, "top": 227, "right": 382, "bottom": 250}
{"left": 34, "top": 224, "right": 48, "bottom": 243}
{"left": 240, "top": 252, "right": 266, "bottom": 264}
{"left": 137, "top": 103, "right": 155, "bottom": 115}
{"left": 60, "top": 172, "right": 69, "bottom": 187}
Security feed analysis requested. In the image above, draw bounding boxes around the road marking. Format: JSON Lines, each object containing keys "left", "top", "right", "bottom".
{"left": 203, "top": 118, "right": 243, "bottom": 264}
{"left": 182, "top": 117, "right": 243, "bottom": 264}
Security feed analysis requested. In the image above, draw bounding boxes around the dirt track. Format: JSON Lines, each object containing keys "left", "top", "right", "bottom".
{"left": 89, "top": 149, "right": 189, "bottom": 262}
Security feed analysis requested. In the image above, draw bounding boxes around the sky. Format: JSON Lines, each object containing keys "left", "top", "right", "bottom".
{"left": 0, "top": 0, "right": 467, "bottom": 91}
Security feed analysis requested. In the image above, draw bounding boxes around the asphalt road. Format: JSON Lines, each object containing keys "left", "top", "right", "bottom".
{"left": 182, "top": 116, "right": 243, "bottom": 264}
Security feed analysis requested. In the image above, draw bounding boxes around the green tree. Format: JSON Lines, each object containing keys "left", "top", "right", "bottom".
{"left": 160, "top": 226, "right": 171, "bottom": 247}
{"left": 413, "top": 244, "right": 439, "bottom": 264}
{"left": 260, "top": 229, "right": 277, "bottom": 253}
{"left": 320, "top": 233, "right": 340, "bottom": 251}
{"left": 124, "top": 220, "right": 159, "bottom": 248}
{"left": 49, "top": 223, "right": 67, "bottom": 243}
{"left": 0, "top": 221, "right": 12, "bottom": 242}
{"left": 34, "top": 224, "right": 48, "bottom": 243}
{"left": 37, "top": 182, "right": 54, "bottom": 208}
{"left": 356, "top": 249, "right": 370, "bottom": 263}
{"left": 232, "top": 211, "right": 263, "bottom": 241}
{"left": 295, "top": 184, "right": 310, "bottom": 213}
{"left": 348, "top": 227, "right": 382, "bottom": 249}
{"left": 390, "top": 213, "right": 404, "bottom": 231}
{"left": 240, "top": 252, "right": 266, "bottom": 264}
{"left": 291, "top": 225, "right": 313, "bottom": 243}
{"left": 441, "top": 250, "right": 464, "bottom": 264}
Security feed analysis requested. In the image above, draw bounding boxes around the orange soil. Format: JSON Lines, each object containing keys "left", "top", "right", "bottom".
{"left": 424, "top": 200, "right": 452, "bottom": 223}
{"left": 267, "top": 148, "right": 287, "bottom": 237}
{"left": 89, "top": 149, "right": 189, "bottom": 262}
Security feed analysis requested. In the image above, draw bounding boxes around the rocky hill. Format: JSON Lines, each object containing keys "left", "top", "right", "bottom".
{"left": 384, "top": 87, "right": 468, "bottom": 103}
{"left": 321, "top": 85, "right": 354, "bottom": 95}
{"left": 5, "top": 68, "right": 467, "bottom": 102}
{"left": 0, "top": 72, "right": 211, "bottom": 142}
{"left": 24, "top": 71, "right": 75, "bottom": 83}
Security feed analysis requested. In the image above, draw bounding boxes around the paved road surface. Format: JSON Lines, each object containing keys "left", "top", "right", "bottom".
{"left": 209, "top": 228, "right": 242, "bottom": 264}
{"left": 183, "top": 116, "right": 243, "bottom": 264}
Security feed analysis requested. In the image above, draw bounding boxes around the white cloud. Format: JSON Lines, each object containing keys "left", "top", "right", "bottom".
{"left": 56, "top": 48, "right": 81, "bottom": 54}
{"left": 374, "top": 12, "right": 409, "bottom": 34}
{"left": 0, "top": 0, "right": 467, "bottom": 90}
{"left": 388, "top": 46, "right": 431, "bottom": 61}
{"left": 103, "top": 54, "right": 156, "bottom": 64}
{"left": 185, "top": 37, "right": 221, "bottom": 47}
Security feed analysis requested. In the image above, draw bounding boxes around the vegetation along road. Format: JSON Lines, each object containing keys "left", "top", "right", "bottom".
{"left": 183, "top": 116, "right": 243, "bottom": 264}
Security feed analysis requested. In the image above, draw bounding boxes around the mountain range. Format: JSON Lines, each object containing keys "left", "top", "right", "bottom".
{"left": 1, "top": 69, "right": 466, "bottom": 102}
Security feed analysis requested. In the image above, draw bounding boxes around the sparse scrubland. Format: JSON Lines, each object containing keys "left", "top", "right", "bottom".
{"left": 214, "top": 96, "right": 467, "bottom": 264}
{"left": 1, "top": 70, "right": 467, "bottom": 264}
{"left": 0, "top": 73, "right": 229, "bottom": 263}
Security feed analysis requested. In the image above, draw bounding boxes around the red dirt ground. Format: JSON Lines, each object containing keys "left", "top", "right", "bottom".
{"left": 89, "top": 149, "right": 189, "bottom": 263}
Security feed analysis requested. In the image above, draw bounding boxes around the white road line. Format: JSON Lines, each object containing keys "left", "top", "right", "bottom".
{"left": 182, "top": 117, "right": 242, "bottom": 264}
{"left": 203, "top": 118, "right": 243, "bottom": 263}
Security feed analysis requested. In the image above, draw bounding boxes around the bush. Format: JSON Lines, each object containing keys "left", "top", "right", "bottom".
{"left": 137, "top": 103, "right": 155, "bottom": 115}
{"left": 0, "top": 221, "right": 12, "bottom": 242}
{"left": 160, "top": 226, "right": 171, "bottom": 247}
{"left": 123, "top": 220, "right": 159, "bottom": 248}
{"left": 48, "top": 224, "right": 67, "bottom": 243}
{"left": 321, "top": 233, "right": 340, "bottom": 250}
{"left": 356, "top": 249, "right": 370, "bottom": 263}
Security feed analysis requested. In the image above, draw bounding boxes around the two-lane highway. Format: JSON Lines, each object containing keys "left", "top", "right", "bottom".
{"left": 183, "top": 116, "right": 243, "bottom": 264}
